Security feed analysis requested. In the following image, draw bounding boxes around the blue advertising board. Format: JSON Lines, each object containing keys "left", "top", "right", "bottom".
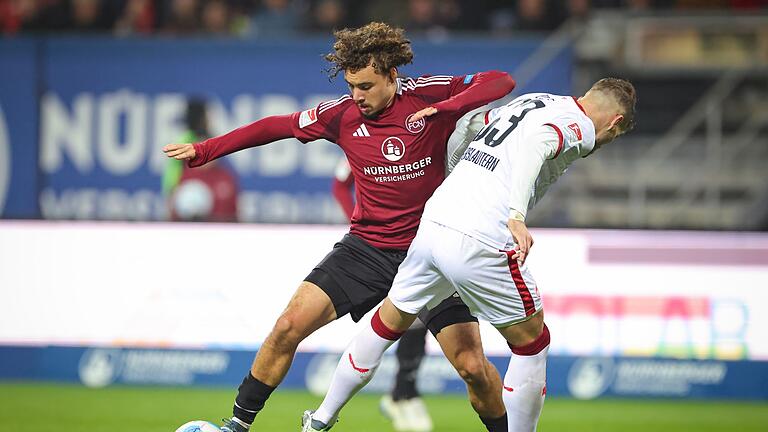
{"left": 1, "top": 345, "right": 766, "bottom": 400}
{"left": 0, "top": 39, "right": 39, "bottom": 219}
{"left": 0, "top": 37, "right": 572, "bottom": 222}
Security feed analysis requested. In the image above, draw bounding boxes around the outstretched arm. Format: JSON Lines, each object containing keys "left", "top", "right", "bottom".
{"left": 411, "top": 71, "right": 515, "bottom": 122}
{"left": 163, "top": 114, "right": 294, "bottom": 167}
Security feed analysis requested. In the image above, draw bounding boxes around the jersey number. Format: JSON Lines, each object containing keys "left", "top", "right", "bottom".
{"left": 475, "top": 99, "right": 546, "bottom": 147}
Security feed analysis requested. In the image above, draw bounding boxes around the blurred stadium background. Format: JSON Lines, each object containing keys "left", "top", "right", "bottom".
{"left": 1, "top": 0, "right": 767, "bottom": 431}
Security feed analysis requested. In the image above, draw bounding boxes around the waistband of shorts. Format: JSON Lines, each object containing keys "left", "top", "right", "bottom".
{"left": 343, "top": 233, "right": 408, "bottom": 257}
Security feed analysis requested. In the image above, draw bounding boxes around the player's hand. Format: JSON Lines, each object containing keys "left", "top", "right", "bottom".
{"left": 410, "top": 106, "right": 438, "bottom": 122}
{"left": 163, "top": 143, "right": 196, "bottom": 161}
{"left": 507, "top": 219, "right": 533, "bottom": 264}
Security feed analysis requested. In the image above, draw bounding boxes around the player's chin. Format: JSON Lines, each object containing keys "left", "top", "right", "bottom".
{"left": 359, "top": 106, "right": 381, "bottom": 118}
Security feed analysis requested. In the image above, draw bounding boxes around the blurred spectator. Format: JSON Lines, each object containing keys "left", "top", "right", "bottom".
{"left": 163, "top": 0, "right": 201, "bottom": 34}
{"left": 728, "top": 0, "right": 766, "bottom": 9}
{"left": 248, "top": 0, "right": 303, "bottom": 38}
{"left": 567, "top": 0, "right": 592, "bottom": 21}
{"left": 367, "top": 0, "right": 465, "bottom": 40}
{"left": 304, "top": 0, "right": 346, "bottom": 33}
{"left": 403, "top": 0, "right": 454, "bottom": 38}
{"left": 4, "top": 0, "right": 764, "bottom": 37}
{"left": 406, "top": 0, "right": 438, "bottom": 31}
{"left": 201, "top": 0, "right": 231, "bottom": 34}
{"left": 69, "top": 0, "right": 112, "bottom": 32}
{"left": 1, "top": 0, "right": 69, "bottom": 33}
{"left": 488, "top": 7, "right": 514, "bottom": 36}
{"left": 675, "top": 0, "right": 729, "bottom": 8}
{"left": 1, "top": 0, "right": 39, "bottom": 33}
{"left": 114, "top": 0, "right": 155, "bottom": 35}
{"left": 515, "top": 0, "right": 562, "bottom": 32}
{"left": 435, "top": 0, "right": 463, "bottom": 29}
{"left": 164, "top": 98, "right": 239, "bottom": 222}
{"left": 364, "top": 0, "right": 409, "bottom": 28}
{"left": 624, "top": 0, "right": 654, "bottom": 12}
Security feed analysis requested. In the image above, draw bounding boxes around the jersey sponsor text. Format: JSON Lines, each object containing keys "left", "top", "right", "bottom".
{"left": 363, "top": 156, "right": 433, "bottom": 183}
{"left": 375, "top": 169, "right": 425, "bottom": 183}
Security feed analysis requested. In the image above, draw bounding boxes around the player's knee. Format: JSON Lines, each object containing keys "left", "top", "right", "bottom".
{"left": 268, "top": 313, "right": 307, "bottom": 349}
{"left": 454, "top": 352, "right": 488, "bottom": 386}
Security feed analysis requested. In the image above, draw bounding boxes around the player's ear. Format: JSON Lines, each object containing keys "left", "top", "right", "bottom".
{"left": 389, "top": 67, "right": 398, "bottom": 83}
{"left": 610, "top": 114, "right": 624, "bottom": 131}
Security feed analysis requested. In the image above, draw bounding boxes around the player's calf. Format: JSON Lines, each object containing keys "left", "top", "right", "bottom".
{"left": 435, "top": 320, "right": 507, "bottom": 431}
{"left": 311, "top": 308, "right": 406, "bottom": 425}
{"left": 501, "top": 323, "right": 550, "bottom": 432}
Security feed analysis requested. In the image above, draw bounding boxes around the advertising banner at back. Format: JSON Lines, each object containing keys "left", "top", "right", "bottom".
{"left": 0, "top": 38, "right": 572, "bottom": 222}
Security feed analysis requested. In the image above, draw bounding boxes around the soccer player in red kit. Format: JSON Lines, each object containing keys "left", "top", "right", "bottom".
{"left": 164, "top": 22, "right": 516, "bottom": 432}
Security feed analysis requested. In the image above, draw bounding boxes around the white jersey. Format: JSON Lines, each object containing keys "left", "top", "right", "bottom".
{"left": 422, "top": 93, "right": 596, "bottom": 250}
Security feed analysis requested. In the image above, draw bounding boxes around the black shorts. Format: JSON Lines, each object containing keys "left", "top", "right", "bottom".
{"left": 305, "top": 234, "right": 477, "bottom": 335}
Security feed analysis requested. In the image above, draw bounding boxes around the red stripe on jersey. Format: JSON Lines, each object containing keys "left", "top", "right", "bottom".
{"left": 572, "top": 97, "right": 587, "bottom": 114}
{"left": 505, "top": 251, "right": 536, "bottom": 317}
{"left": 544, "top": 123, "right": 564, "bottom": 159}
{"left": 484, "top": 110, "right": 490, "bottom": 125}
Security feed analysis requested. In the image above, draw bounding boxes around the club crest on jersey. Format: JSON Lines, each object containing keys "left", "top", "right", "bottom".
{"left": 405, "top": 113, "right": 426, "bottom": 134}
{"left": 299, "top": 108, "right": 318, "bottom": 128}
{"left": 381, "top": 137, "right": 406, "bottom": 162}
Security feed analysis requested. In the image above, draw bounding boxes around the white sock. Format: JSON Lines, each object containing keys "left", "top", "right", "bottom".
{"left": 503, "top": 326, "right": 550, "bottom": 432}
{"left": 313, "top": 309, "right": 402, "bottom": 424}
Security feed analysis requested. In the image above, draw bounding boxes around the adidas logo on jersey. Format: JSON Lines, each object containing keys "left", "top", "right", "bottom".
{"left": 352, "top": 124, "right": 371, "bottom": 137}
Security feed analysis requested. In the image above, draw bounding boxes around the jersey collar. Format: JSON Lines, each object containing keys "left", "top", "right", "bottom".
{"left": 572, "top": 97, "right": 587, "bottom": 114}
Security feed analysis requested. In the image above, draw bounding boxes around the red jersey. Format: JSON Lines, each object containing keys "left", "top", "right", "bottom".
{"left": 189, "top": 70, "right": 514, "bottom": 249}
{"left": 291, "top": 73, "right": 508, "bottom": 249}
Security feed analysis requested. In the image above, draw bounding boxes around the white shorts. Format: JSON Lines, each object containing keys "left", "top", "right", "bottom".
{"left": 391, "top": 221, "right": 542, "bottom": 327}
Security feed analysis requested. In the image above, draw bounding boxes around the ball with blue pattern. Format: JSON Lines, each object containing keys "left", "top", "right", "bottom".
{"left": 175, "top": 420, "right": 220, "bottom": 432}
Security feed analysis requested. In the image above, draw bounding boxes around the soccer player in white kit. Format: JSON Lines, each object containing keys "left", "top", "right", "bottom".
{"left": 304, "top": 78, "right": 636, "bottom": 432}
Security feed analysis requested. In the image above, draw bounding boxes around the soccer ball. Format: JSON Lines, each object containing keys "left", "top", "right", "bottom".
{"left": 174, "top": 420, "right": 220, "bottom": 432}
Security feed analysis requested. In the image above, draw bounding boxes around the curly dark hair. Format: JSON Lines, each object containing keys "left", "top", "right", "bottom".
{"left": 325, "top": 22, "right": 414, "bottom": 79}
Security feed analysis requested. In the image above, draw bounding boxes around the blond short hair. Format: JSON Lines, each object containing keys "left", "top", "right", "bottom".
{"left": 590, "top": 78, "right": 637, "bottom": 133}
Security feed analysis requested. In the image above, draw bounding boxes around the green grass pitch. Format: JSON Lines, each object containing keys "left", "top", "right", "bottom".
{"left": 1, "top": 382, "right": 767, "bottom": 431}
